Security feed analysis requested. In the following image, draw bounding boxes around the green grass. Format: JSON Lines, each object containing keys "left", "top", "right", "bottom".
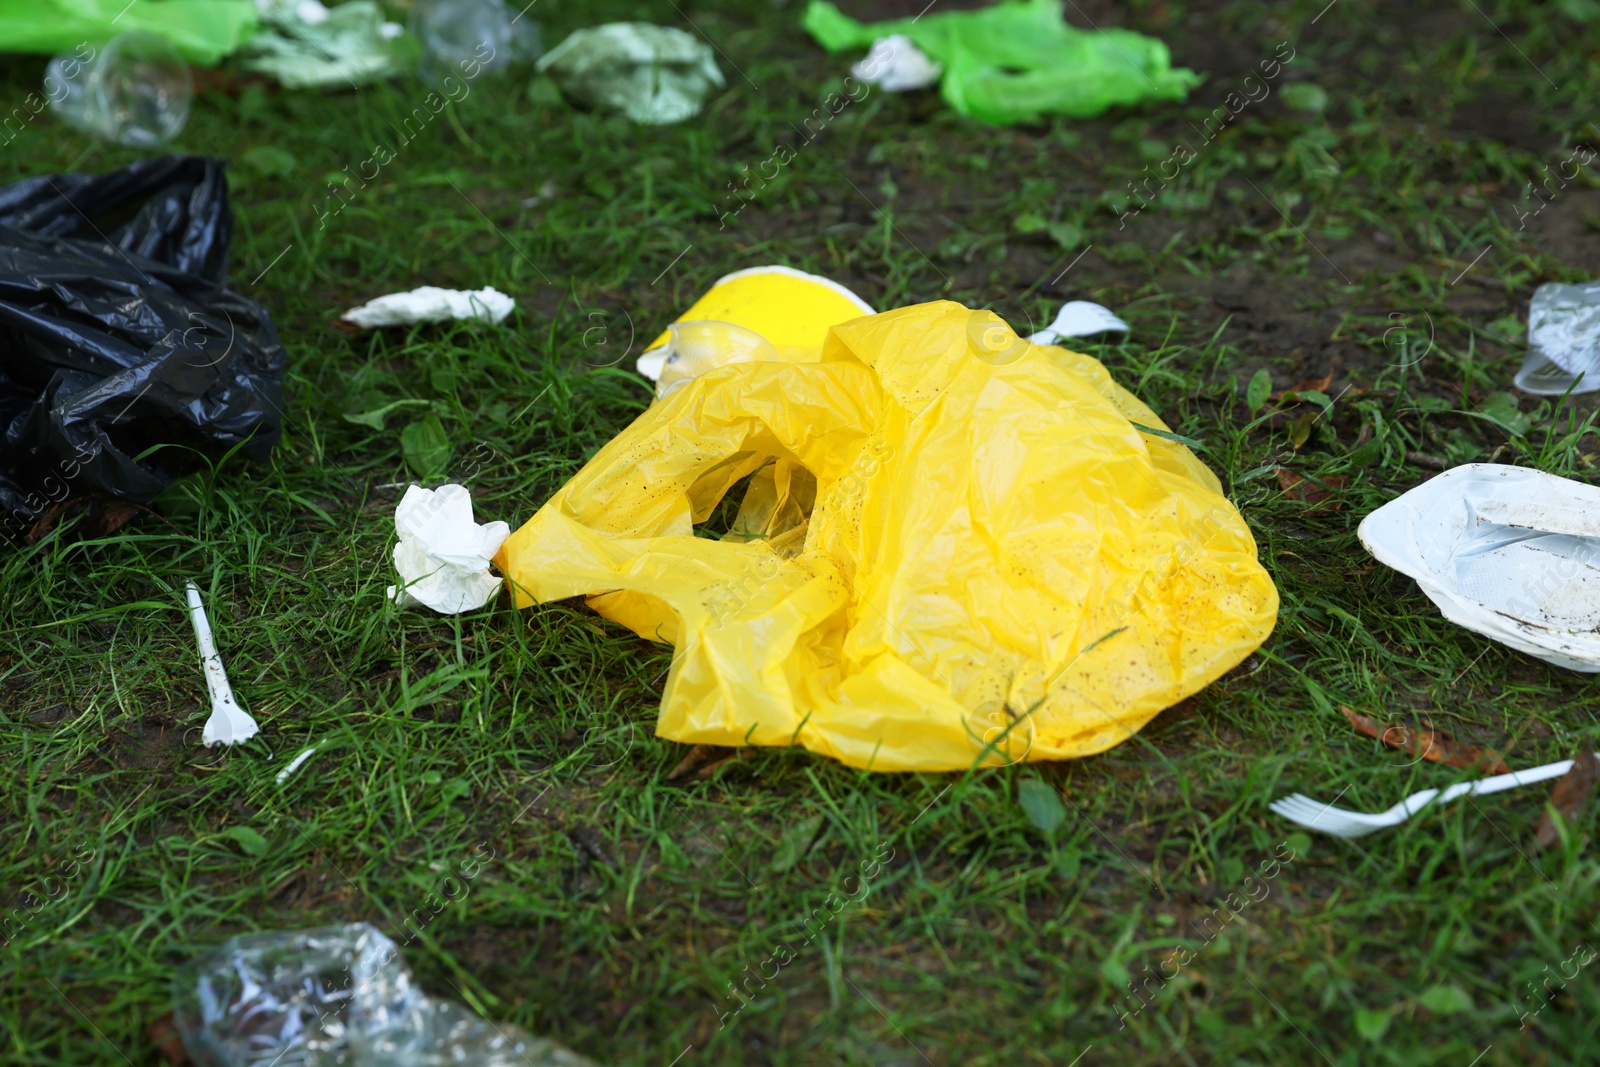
{"left": 7, "top": 0, "right": 1600, "bottom": 1063}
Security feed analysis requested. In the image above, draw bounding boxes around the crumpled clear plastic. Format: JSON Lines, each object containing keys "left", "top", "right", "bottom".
{"left": 243, "top": 0, "right": 414, "bottom": 89}
{"left": 173, "top": 923, "right": 599, "bottom": 1067}
{"left": 536, "top": 23, "right": 725, "bottom": 125}
{"left": 1514, "top": 280, "right": 1600, "bottom": 396}
{"left": 387, "top": 484, "right": 510, "bottom": 613}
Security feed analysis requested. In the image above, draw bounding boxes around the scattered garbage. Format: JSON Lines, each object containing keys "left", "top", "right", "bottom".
{"left": 186, "top": 582, "right": 259, "bottom": 747}
{"left": 635, "top": 265, "right": 874, "bottom": 384}
{"left": 803, "top": 0, "right": 1202, "bottom": 125}
{"left": 537, "top": 23, "right": 725, "bottom": 125}
{"left": 1026, "top": 300, "right": 1131, "bottom": 345}
{"left": 1514, "top": 280, "right": 1600, "bottom": 396}
{"left": 0, "top": 156, "right": 287, "bottom": 525}
{"left": 173, "top": 923, "right": 599, "bottom": 1066}
{"left": 0, "top": 0, "right": 258, "bottom": 65}
{"left": 1359, "top": 463, "right": 1600, "bottom": 671}
{"left": 340, "top": 286, "right": 515, "bottom": 329}
{"left": 411, "top": 0, "right": 539, "bottom": 77}
{"left": 243, "top": 0, "right": 414, "bottom": 89}
{"left": 1271, "top": 759, "right": 1576, "bottom": 838}
{"left": 499, "top": 294, "right": 1277, "bottom": 771}
{"left": 1340, "top": 705, "right": 1511, "bottom": 774}
{"left": 1533, "top": 747, "right": 1598, "bottom": 849}
{"left": 388, "top": 484, "right": 510, "bottom": 613}
{"left": 851, "top": 34, "right": 941, "bottom": 92}
{"left": 46, "top": 30, "right": 192, "bottom": 146}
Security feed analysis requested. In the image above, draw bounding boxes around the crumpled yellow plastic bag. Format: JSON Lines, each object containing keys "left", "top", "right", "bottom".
{"left": 496, "top": 301, "right": 1277, "bottom": 771}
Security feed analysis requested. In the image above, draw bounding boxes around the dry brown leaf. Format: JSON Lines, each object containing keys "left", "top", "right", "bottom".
{"left": 25, "top": 495, "right": 157, "bottom": 545}
{"left": 1273, "top": 371, "right": 1334, "bottom": 400}
{"left": 667, "top": 743, "right": 723, "bottom": 782}
{"left": 1533, "top": 748, "right": 1598, "bottom": 850}
{"left": 1340, "top": 705, "right": 1512, "bottom": 775}
{"left": 1275, "top": 469, "right": 1349, "bottom": 511}
{"left": 691, "top": 749, "right": 754, "bottom": 781}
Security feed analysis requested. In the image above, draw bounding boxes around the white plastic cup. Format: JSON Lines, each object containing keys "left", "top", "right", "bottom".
{"left": 46, "top": 31, "right": 192, "bottom": 147}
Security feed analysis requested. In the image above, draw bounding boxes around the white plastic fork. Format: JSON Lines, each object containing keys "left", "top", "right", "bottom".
{"left": 1271, "top": 759, "right": 1576, "bottom": 838}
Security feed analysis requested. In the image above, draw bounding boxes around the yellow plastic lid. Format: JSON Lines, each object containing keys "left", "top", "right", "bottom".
{"left": 642, "top": 265, "right": 875, "bottom": 356}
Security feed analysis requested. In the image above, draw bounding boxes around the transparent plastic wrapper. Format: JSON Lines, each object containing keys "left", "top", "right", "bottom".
{"left": 1359, "top": 463, "right": 1600, "bottom": 671}
{"left": 173, "top": 923, "right": 598, "bottom": 1066}
{"left": 498, "top": 299, "right": 1278, "bottom": 772}
{"left": 244, "top": 0, "right": 415, "bottom": 89}
{"left": 0, "top": 156, "right": 286, "bottom": 524}
{"left": 46, "top": 31, "right": 192, "bottom": 146}
{"left": 537, "top": 23, "right": 724, "bottom": 125}
{"left": 0, "top": 0, "right": 258, "bottom": 65}
{"left": 803, "top": 0, "right": 1201, "bottom": 125}
{"left": 1514, "top": 280, "right": 1600, "bottom": 396}
{"left": 410, "top": 0, "right": 539, "bottom": 77}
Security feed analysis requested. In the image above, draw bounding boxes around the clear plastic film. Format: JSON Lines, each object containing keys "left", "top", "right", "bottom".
{"left": 173, "top": 923, "right": 598, "bottom": 1066}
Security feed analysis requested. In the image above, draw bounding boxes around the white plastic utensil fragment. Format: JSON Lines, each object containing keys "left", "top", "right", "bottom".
{"left": 387, "top": 484, "right": 511, "bottom": 613}
{"left": 1359, "top": 463, "right": 1600, "bottom": 671}
{"left": 1026, "top": 301, "right": 1131, "bottom": 345}
{"left": 340, "top": 286, "right": 515, "bottom": 329}
{"left": 186, "top": 582, "right": 260, "bottom": 747}
{"left": 276, "top": 745, "right": 320, "bottom": 784}
{"left": 851, "top": 34, "right": 942, "bottom": 92}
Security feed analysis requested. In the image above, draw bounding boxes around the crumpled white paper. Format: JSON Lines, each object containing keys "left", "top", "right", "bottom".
{"left": 342, "top": 287, "right": 515, "bottom": 330}
{"left": 1359, "top": 463, "right": 1600, "bottom": 671}
{"left": 386, "top": 485, "right": 511, "bottom": 614}
{"left": 1027, "top": 301, "right": 1131, "bottom": 345}
{"left": 852, "top": 35, "right": 942, "bottom": 92}
{"left": 186, "top": 582, "right": 260, "bottom": 747}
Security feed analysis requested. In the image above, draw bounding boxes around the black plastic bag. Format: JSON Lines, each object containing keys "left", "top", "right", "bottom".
{"left": 0, "top": 156, "right": 286, "bottom": 527}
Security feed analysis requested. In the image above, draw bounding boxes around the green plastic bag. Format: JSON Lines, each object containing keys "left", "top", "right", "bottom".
{"left": 0, "top": 0, "right": 258, "bottom": 65}
{"left": 803, "top": 0, "right": 1201, "bottom": 126}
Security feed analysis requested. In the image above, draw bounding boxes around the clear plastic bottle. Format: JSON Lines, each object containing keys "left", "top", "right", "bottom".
{"left": 46, "top": 31, "right": 191, "bottom": 147}
{"left": 173, "top": 923, "right": 598, "bottom": 1066}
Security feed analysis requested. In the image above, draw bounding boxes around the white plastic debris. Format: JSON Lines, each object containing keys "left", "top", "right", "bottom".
{"left": 1514, "top": 280, "right": 1600, "bottom": 396}
{"left": 1359, "top": 463, "right": 1600, "bottom": 671}
{"left": 851, "top": 34, "right": 942, "bottom": 92}
{"left": 1027, "top": 301, "right": 1131, "bottom": 345}
{"left": 387, "top": 484, "right": 511, "bottom": 614}
{"left": 185, "top": 583, "right": 261, "bottom": 747}
{"left": 341, "top": 287, "right": 515, "bottom": 330}
{"left": 636, "top": 348, "right": 668, "bottom": 382}
{"left": 275, "top": 745, "right": 320, "bottom": 784}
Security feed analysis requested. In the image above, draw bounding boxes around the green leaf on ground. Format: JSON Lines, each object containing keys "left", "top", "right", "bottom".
{"left": 1018, "top": 778, "right": 1065, "bottom": 836}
